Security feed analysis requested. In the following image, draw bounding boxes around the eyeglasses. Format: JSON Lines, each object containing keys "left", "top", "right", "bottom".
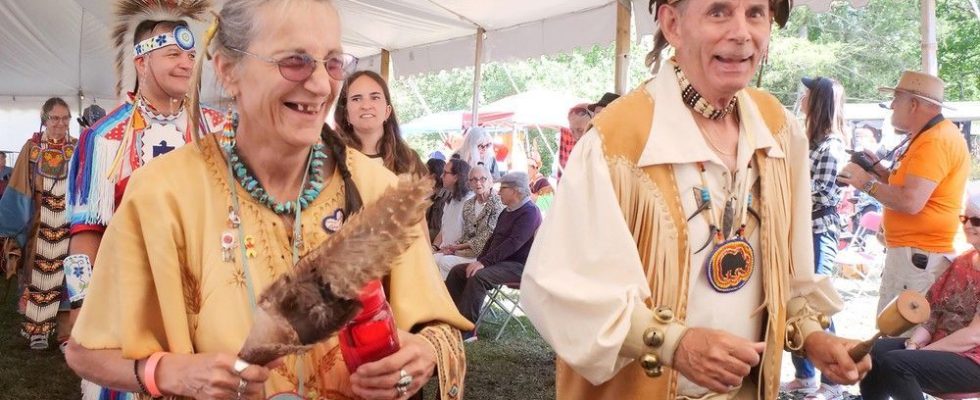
{"left": 468, "top": 177, "right": 488, "bottom": 183}
{"left": 477, "top": 143, "right": 492, "bottom": 150}
{"left": 442, "top": 170, "right": 455, "bottom": 176}
{"left": 46, "top": 116, "right": 71, "bottom": 123}
{"left": 228, "top": 47, "right": 358, "bottom": 82}
{"left": 960, "top": 215, "right": 980, "bottom": 227}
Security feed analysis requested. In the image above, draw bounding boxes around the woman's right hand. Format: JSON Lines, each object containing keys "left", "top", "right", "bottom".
{"left": 156, "top": 353, "right": 275, "bottom": 400}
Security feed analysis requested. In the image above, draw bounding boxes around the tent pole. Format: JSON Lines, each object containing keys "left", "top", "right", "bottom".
{"left": 380, "top": 49, "right": 392, "bottom": 82}
{"left": 470, "top": 28, "right": 486, "bottom": 127}
{"left": 77, "top": 9, "right": 85, "bottom": 114}
{"left": 920, "top": 0, "right": 938, "bottom": 75}
{"left": 614, "top": 0, "right": 632, "bottom": 94}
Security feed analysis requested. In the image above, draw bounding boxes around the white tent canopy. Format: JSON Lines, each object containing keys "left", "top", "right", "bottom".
{"left": 480, "top": 89, "right": 589, "bottom": 128}
{"left": 0, "top": 0, "right": 858, "bottom": 103}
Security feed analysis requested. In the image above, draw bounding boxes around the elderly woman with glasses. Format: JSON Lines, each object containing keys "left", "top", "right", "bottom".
{"left": 434, "top": 165, "right": 503, "bottom": 279}
{"left": 859, "top": 187, "right": 980, "bottom": 399}
{"left": 65, "top": 1, "right": 471, "bottom": 399}
{"left": 456, "top": 127, "right": 501, "bottom": 180}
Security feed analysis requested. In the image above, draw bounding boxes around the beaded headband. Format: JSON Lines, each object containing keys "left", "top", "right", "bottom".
{"left": 133, "top": 25, "right": 195, "bottom": 58}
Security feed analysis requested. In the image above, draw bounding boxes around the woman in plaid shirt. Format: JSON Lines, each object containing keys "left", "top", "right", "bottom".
{"left": 782, "top": 76, "right": 850, "bottom": 400}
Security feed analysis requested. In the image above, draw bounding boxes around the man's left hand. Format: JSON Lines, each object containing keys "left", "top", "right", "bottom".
{"left": 802, "top": 332, "right": 871, "bottom": 385}
{"left": 836, "top": 163, "right": 872, "bottom": 190}
{"left": 465, "top": 261, "right": 485, "bottom": 278}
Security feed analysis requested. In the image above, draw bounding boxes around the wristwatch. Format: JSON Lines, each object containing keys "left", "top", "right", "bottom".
{"left": 862, "top": 179, "right": 879, "bottom": 196}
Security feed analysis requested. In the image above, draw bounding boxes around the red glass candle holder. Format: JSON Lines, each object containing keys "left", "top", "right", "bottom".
{"left": 339, "top": 280, "right": 400, "bottom": 372}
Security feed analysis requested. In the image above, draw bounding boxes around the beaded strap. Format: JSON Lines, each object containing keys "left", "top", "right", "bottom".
{"left": 672, "top": 60, "right": 738, "bottom": 120}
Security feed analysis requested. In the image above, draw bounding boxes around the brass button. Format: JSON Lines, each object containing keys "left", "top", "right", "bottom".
{"left": 653, "top": 306, "right": 674, "bottom": 323}
{"left": 644, "top": 365, "right": 663, "bottom": 378}
{"left": 640, "top": 353, "right": 661, "bottom": 370}
{"left": 819, "top": 314, "right": 832, "bottom": 330}
{"left": 643, "top": 327, "right": 665, "bottom": 348}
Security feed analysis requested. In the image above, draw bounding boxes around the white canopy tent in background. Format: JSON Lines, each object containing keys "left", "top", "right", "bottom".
{"left": 0, "top": 0, "right": 904, "bottom": 157}
{"left": 1, "top": 0, "right": 874, "bottom": 101}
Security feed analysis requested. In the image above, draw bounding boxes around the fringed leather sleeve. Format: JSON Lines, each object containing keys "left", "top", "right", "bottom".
{"left": 418, "top": 323, "right": 466, "bottom": 399}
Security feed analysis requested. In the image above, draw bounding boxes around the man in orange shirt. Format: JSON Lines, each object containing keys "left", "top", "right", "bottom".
{"left": 839, "top": 71, "right": 969, "bottom": 315}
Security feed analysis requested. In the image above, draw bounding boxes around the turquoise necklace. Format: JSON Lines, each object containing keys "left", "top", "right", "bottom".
{"left": 221, "top": 113, "right": 328, "bottom": 214}
{"left": 219, "top": 112, "right": 321, "bottom": 398}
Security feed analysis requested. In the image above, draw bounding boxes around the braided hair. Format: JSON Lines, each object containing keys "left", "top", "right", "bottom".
{"left": 322, "top": 124, "right": 363, "bottom": 215}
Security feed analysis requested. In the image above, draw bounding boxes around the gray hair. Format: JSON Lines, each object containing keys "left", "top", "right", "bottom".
{"left": 469, "top": 164, "right": 492, "bottom": 179}
{"left": 458, "top": 127, "right": 493, "bottom": 167}
{"left": 214, "top": 0, "right": 333, "bottom": 62}
{"left": 499, "top": 171, "right": 531, "bottom": 198}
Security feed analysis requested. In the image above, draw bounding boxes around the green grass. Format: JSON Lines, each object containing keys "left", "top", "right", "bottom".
{"left": 0, "top": 289, "right": 81, "bottom": 399}
{"left": 1, "top": 286, "right": 555, "bottom": 400}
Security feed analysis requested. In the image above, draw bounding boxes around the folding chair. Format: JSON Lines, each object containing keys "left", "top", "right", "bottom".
{"left": 848, "top": 211, "right": 883, "bottom": 253}
{"left": 835, "top": 211, "right": 884, "bottom": 295}
{"left": 474, "top": 282, "right": 527, "bottom": 340}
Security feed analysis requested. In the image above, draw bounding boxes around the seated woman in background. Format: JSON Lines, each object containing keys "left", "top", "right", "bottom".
{"left": 434, "top": 165, "right": 503, "bottom": 279}
{"left": 527, "top": 150, "right": 553, "bottom": 214}
{"left": 432, "top": 157, "right": 472, "bottom": 251}
{"left": 334, "top": 70, "right": 426, "bottom": 176}
{"left": 859, "top": 188, "right": 980, "bottom": 400}
{"left": 456, "top": 127, "right": 501, "bottom": 180}
{"left": 426, "top": 158, "right": 448, "bottom": 242}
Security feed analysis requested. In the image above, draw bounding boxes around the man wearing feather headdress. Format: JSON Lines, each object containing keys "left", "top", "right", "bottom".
{"left": 64, "top": 1, "right": 222, "bottom": 398}
{"left": 521, "top": 1, "right": 871, "bottom": 399}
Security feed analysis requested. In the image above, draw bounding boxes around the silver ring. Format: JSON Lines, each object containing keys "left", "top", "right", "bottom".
{"left": 233, "top": 358, "right": 251, "bottom": 375}
{"left": 396, "top": 385, "right": 408, "bottom": 397}
{"left": 396, "top": 368, "right": 413, "bottom": 388}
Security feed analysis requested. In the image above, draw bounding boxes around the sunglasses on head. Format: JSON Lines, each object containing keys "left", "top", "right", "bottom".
{"left": 960, "top": 215, "right": 980, "bottom": 227}
{"left": 229, "top": 47, "right": 358, "bottom": 82}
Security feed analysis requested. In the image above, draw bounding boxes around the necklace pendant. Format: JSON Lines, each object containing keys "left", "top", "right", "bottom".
{"left": 722, "top": 197, "right": 735, "bottom": 238}
{"left": 704, "top": 237, "right": 755, "bottom": 293}
{"left": 293, "top": 233, "right": 304, "bottom": 252}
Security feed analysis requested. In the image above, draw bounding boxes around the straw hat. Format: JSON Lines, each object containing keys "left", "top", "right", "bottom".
{"left": 879, "top": 71, "right": 950, "bottom": 109}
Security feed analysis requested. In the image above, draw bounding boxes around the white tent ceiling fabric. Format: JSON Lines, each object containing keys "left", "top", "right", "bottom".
{"left": 1, "top": 0, "right": 857, "bottom": 102}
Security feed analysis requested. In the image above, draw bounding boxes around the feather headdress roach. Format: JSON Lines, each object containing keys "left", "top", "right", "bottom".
{"left": 112, "top": 0, "right": 211, "bottom": 99}
{"left": 238, "top": 175, "right": 434, "bottom": 365}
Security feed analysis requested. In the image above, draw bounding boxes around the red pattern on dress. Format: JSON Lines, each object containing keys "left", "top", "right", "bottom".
{"left": 925, "top": 249, "right": 980, "bottom": 365}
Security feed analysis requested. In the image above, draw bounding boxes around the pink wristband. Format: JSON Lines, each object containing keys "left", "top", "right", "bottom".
{"left": 143, "top": 352, "right": 167, "bottom": 397}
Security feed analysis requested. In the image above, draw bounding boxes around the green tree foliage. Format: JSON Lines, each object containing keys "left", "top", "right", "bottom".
{"left": 392, "top": 0, "right": 979, "bottom": 167}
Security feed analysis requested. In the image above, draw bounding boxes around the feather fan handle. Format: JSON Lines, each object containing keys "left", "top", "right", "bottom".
{"left": 293, "top": 174, "right": 434, "bottom": 299}
{"left": 237, "top": 175, "right": 433, "bottom": 365}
